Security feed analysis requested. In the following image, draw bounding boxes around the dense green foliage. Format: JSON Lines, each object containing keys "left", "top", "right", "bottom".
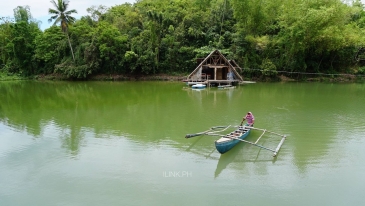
{"left": 1, "top": 0, "right": 365, "bottom": 79}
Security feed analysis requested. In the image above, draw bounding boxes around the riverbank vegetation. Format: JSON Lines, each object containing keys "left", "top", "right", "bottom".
{"left": 1, "top": 0, "right": 365, "bottom": 81}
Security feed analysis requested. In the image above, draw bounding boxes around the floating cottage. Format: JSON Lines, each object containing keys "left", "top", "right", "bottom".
{"left": 186, "top": 50, "right": 243, "bottom": 87}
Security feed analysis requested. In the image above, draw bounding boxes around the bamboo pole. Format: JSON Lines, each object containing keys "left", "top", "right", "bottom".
{"left": 185, "top": 125, "right": 231, "bottom": 138}
{"left": 255, "top": 129, "right": 266, "bottom": 144}
{"left": 273, "top": 136, "right": 286, "bottom": 157}
{"left": 245, "top": 126, "right": 286, "bottom": 137}
{"left": 206, "top": 125, "right": 231, "bottom": 135}
{"left": 185, "top": 129, "right": 213, "bottom": 138}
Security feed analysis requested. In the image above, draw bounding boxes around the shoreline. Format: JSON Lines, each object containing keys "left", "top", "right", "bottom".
{"left": 1, "top": 72, "right": 364, "bottom": 83}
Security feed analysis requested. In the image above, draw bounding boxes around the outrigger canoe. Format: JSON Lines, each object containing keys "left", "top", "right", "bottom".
{"left": 185, "top": 124, "right": 287, "bottom": 157}
{"left": 215, "top": 125, "right": 250, "bottom": 154}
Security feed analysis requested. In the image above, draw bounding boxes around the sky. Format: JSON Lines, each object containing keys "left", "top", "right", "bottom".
{"left": 0, "top": 0, "right": 135, "bottom": 30}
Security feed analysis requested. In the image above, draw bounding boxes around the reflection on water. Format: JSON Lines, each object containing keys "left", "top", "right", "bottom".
{"left": 214, "top": 143, "right": 244, "bottom": 178}
{"left": 1, "top": 81, "right": 365, "bottom": 205}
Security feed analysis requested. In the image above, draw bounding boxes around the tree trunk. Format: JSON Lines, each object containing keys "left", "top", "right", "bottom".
{"left": 66, "top": 32, "right": 75, "bottom": 61}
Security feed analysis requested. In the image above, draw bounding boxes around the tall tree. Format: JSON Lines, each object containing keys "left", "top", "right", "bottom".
{"left": 4, "top": 6, "right": 41, "bottom": 75}
{"left": 48, "top": 0, "right": 77, "bottom": 61}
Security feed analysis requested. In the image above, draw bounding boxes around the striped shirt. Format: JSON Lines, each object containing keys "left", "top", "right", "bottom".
{"left": 245, "top": 114, "right": 255, "bottom": 124}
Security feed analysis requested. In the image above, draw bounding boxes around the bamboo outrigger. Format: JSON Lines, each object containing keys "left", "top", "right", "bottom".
{"left": 185, "top": 125, "right": 287, "bottom": 157}
{"left": 244, "top": 126, "right": 287, "bottom": 157}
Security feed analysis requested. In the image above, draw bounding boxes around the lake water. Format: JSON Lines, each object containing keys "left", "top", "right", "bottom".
{"left": 0, "top": 81, "right": 364, "bottom": 205}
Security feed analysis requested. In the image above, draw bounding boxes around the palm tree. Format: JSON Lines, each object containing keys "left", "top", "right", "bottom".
{"left": 48, "top": 0, "right": 77, "bottom": 61}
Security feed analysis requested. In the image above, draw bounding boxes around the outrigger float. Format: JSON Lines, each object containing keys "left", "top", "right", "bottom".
{"left": 185, "top": 125, "right": 287, "bottom": 157}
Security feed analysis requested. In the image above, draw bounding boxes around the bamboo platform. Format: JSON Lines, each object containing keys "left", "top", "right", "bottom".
{"left": 187, "top": 80, "right": 241, "bottom": 86}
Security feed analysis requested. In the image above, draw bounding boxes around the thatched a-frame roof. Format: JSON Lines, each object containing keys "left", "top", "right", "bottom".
{"left": 187, "top": 50, "right": 243, "bottom": 84}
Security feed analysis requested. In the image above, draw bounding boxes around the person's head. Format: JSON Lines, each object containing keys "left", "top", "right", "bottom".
{"left": 247, "top": 112, "right": 252, "bottom": 116}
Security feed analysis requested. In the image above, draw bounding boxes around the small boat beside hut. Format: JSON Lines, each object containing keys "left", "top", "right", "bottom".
{"left": 191, "top": 83, "right": 207, "bottom": 89}
{"left": 217, "top": 85, "right": 235, "bottom": 89}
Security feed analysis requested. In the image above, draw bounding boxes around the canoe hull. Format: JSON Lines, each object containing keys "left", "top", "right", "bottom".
{"left": 214, "top": 126, "right": 251, "bottom": 154}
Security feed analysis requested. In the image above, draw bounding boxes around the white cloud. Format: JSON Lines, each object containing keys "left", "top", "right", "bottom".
{"left": 1, "top": 0, "right": 135, "bottom": 30}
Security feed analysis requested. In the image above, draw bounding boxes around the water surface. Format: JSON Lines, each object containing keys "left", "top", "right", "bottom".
{"left": 0, "top": 81, "right": 364, "bottom": 205}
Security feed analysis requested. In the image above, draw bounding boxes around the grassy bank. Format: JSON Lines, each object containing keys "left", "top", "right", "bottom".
{"left": 0, "top": 71, "right": 28, "bottom": 81}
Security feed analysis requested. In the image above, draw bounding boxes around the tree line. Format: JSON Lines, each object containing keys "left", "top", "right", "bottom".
{"left": 1, "top": 0, "right": 365, "bottom": 79}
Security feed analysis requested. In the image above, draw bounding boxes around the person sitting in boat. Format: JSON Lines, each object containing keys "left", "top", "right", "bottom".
{"left": 241, "top": 112, "right": 254, "bottom": 126}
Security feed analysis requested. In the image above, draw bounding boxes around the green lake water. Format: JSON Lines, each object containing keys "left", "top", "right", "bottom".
{"left": 0, "top": 81, "right": 364, "bottom": 205}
